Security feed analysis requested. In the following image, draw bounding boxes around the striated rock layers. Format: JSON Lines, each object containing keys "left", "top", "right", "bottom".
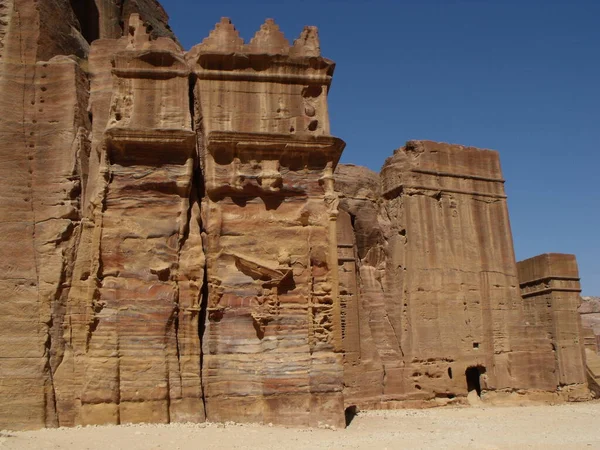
{"left": 189, "top": 18, "right": 346, "bottom": 427}
{"left": 0, "top": 0, "right": 591, "bottom": 430}
{"left": 336, "top": 143, "right": 589, "bottom": 409}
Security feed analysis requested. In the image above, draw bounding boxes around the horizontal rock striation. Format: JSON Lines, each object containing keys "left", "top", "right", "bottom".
{"left": 0, "top": 0, "right": 592, "bottom": 431}
{"left": 336, "top": 142, "right": 588, "bottom": 408}
{"left": 190, "top": 18, "right": 346, "bottom": 428}
{"left": 517, "top": 253, "right": 588, "bottom": 398}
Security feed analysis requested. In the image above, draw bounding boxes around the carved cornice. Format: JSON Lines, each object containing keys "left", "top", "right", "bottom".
{"left": 520, "top": 276, "right": 582, "bottom": 298}
{"left": 105, "top": 128, "right": 196, "bottom": 163}
{"left": 207, "top": 131, "right": 345, "bottom": 164}
{"left": 192, "top": 53, "right": 334, "bottom": 85}
{"left": 112, "top": 50, "right": 190, "bottom": 79}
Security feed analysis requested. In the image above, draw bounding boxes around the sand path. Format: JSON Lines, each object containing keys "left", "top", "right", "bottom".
{"left": 2, "top": 403, "right": 599, "bottom": 449}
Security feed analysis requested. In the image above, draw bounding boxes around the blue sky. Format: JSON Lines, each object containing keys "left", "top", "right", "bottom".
{"left": 161, "top": 0, "right": 599, "bottom": 294}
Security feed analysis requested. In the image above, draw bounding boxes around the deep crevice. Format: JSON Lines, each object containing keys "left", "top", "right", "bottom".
{"left": 189, "top": 70, "right": 208, "bottom": 415}
{"left": 69, "top": 0, "right": 100, "bottom": 44}
{"left": 118, "top": 0, "right": 125, "bottom": 36}
{"left": 198, "top": 236, "right": 209, "bottom": 413}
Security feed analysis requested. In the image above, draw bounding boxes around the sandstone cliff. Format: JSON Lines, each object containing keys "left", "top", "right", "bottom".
{"left": 0, "top": 0, "right": 591, "bottom": 431}
{"left": 335, "top": 143, "right": 588, "bottom": 409}
{"left": 0, "top": 0, "right": 186, "bottom": 429}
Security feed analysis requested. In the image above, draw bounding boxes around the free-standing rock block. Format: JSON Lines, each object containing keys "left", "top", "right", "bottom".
{"left": 518, "top": 254, "right": 587, "bottom": 388}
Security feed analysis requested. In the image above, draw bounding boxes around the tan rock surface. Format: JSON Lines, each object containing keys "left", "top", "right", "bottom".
{"left": 190, "top": 18, "right": 346, "bottom": 428}
{"left": 3, "top": 403, "right": 600, "bottom": 449}
{"left": 337, "top": 142, "right": 570, "bottom": 409}
{"left": 0, "top": 0, "right": 593, "bottom": 432}
{"left": 517, "top": 253, "right": 587, "bottom": 388}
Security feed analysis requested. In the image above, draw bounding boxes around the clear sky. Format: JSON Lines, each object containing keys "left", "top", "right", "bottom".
{"left": 161, "top": 0, "right": 599, "bottom": 295}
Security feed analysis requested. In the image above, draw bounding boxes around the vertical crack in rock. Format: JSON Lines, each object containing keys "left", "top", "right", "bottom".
{"left": 198, "top": 241, "right": 209, "bottom": 414}
{"left": 189, "top": 49, "right": 209, "bottom": 417}
{"left": 0, "top": 1, "right": 593, "bottom": 431}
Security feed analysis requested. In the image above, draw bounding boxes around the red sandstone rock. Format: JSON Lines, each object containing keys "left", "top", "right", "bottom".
{"left": 337, "top": 142, "right": 588, "bottom": 408}
{"left": 190, "top": 18, "right": 346, "bottom": 428}
{"left": 0, "top": 0, "right": 593, "bottom": 432}
{"left": 517, "top": 253, "right": 587, "bottom": 389}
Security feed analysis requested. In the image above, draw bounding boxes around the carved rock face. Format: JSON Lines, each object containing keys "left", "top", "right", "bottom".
{"left": 337, "top": 143, "right": 573, "bottom": 408}
{"left": 0, "top": 1, "right": 590, "bottom": 432}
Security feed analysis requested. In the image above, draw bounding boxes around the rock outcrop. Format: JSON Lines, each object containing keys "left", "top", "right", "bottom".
{"left": 0, "top": 0, "right": 592, "bottom": 431}
{"left": 0, "top": 0, "right": 187, "bottom": 429}
{"left": 336, "top": 142, "right": 586, "bottom": 408}
{"left": 580, "top": 297, "right": 600, "bottom": 344}
{"left": 517, "top": 254, "right": 587, "bottom": 392}
{"left": 0, "top": 0, "right": 93, "bottom": 429}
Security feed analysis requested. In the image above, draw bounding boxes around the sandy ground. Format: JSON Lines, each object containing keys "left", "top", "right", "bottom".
{"left": 2, "top": 403, "right": 600, "bottom": 450}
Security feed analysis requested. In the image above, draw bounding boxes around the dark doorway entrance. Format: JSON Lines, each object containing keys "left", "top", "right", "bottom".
{"left": 465, "top": 366, "right": 486, "bottom": 396}
{"left": 345, "top": 405, "right": 358, "bottom": 426}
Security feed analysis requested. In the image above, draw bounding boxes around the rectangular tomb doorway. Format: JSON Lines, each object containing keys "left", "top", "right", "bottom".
{"left": 466, "top": 366, "right": 486, "bottom": 397}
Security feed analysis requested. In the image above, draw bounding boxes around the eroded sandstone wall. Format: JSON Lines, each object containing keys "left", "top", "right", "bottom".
{"left": 189, "top": 19, "right": 346, "bottom": 427}
{"left": 0, "top": 0, "right": 592, "bottom": 432}
{"left": 337, "top": 141, "right": 562, "bottom": 408}
{"left": 0, "top": 0, "right": 91, "bottom": 430}
{"left": 74, "top": 0, "right": 177, "bottom": 42}
{"left": 334, "top": 164, "right": 386, "bottom": 403}
{"left": 517, "top": 254, "right": 587, "bottom": 388}
{"left": 0, "top": 0, "right": 190, "bottom": 430}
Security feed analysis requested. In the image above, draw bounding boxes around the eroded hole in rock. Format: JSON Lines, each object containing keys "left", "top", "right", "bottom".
{"left": 151, "top": 267, "right": 171, "bottom": 282}
{"left": 302, "top": 85, "right": 322, "bottom": 98}
{"left": 448, "top": 367, "right": 453, "bottom": 379}
{"left": 436, "top": 393, "right": 456, "bottom": 399}
{"left": 466, "top": 365, "right": 486, "bottom": 397}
